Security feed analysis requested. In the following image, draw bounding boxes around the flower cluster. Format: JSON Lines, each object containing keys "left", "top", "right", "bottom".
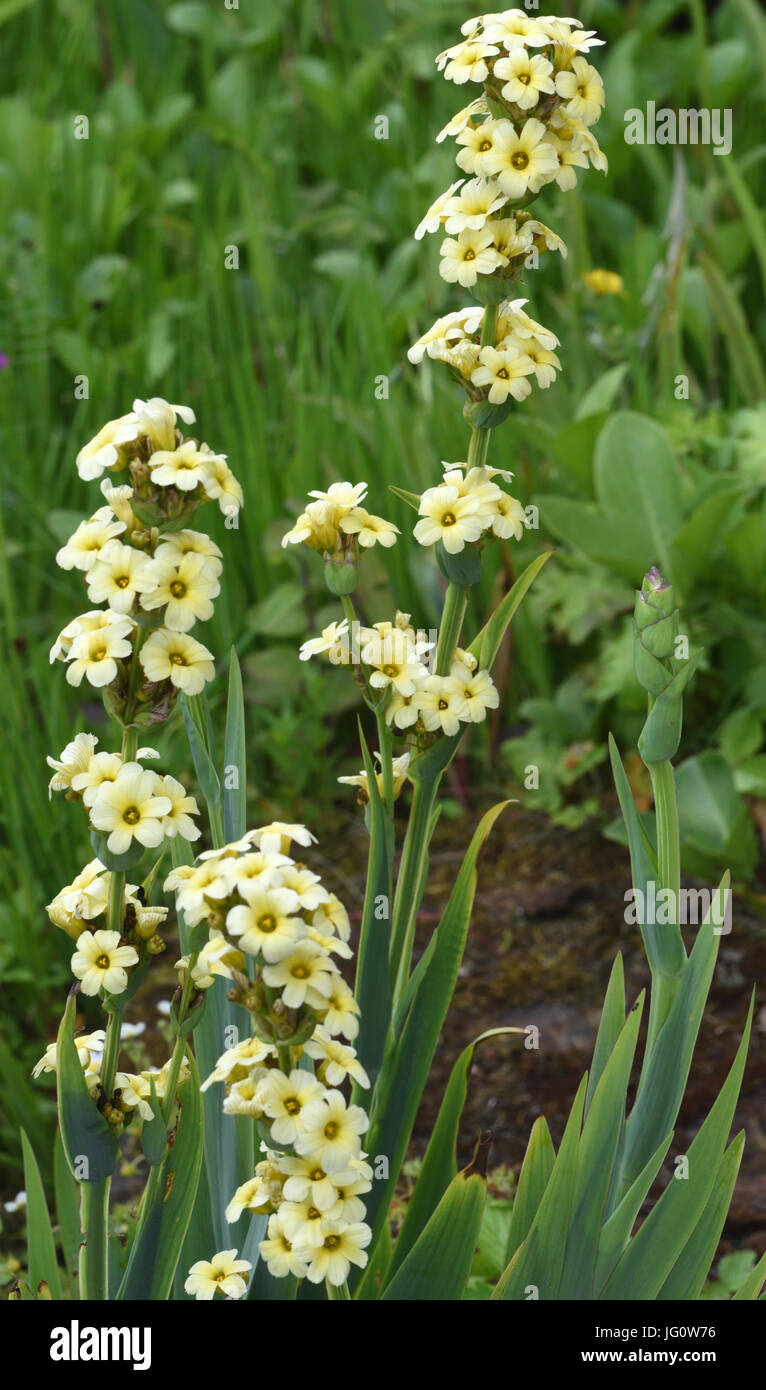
{"left": 46, "top": 731, "right": 201, "bottom": 999}
{"left": 301, "top": 609, "right": 500, "bottom": 751}
{"left": 52, "top": 397, "right": 242, "bottom": 720}
{"left": 165, "top": 822, "right": 372, "bottom": 1289}
{"left": 414, "top": 460, "right": 526, "bottom": 551}
{"left": 410, "top": 9, "right": 606, "bottom": 413}
{"left": 33, "top": 1029, "right": 190, "bottom": 1128}
{"left": 409, "top": 297, "right": 561, "bottom": 404}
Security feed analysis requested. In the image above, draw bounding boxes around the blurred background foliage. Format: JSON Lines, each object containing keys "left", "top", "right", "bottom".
{"left": 1, "top": 0, "right": 765, "bottom": 1191}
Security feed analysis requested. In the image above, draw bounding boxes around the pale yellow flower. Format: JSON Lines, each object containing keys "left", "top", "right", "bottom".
{"left": 139, "top": 627, "right": 215, "bottom": 695}
{"left": 486, "top": 118, "right": 559, "bottom": 198}
{"left": 184, "top": 1250, "right": 251, "bottom": 1301}
{"left": 71, "top": 928, "right": 139, "bottom": 996}
{"left": 56, "top": 508, "right": 126, "bottom": 572}
{"left": 140, "top": 552, "right": 220, "bottom": 632}
{"left": 65, "top": 624, "right": 133, "bottom": 688}
{"left": 89, "top": 767, "right": 172, "bottom": 856}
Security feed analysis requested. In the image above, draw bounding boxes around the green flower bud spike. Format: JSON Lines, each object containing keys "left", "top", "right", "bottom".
{"left": 635, "top": 567, "right": 701, "bottom": 766}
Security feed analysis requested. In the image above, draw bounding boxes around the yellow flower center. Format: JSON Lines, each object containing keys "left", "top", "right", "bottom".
{"left": 438, "top": 698, "right": 449, "bottom": 711}
{"left": 577, "top": 84, "right": 586, "bottom": 97}
{"left": 310, "top": 1166, "right": 324, "bottom": 1181}
{"left": 517, "top": 72, "right": 531, "bottom": 85}
{"left": 170, "top": 652, "right": 187, "bottom": 665}
{"left": 441, "top": 512, "right": 457, "bottom": 527}
{"left": 92, "top": 647, "right": 107, "bottom": 662}
{"left": 496, "top": 367, "right": 510, "bottom": 379}
{"left": 170, "top": 580, "right": 186, "bottom": 598}
{"left": 284, "top": 1097, "right": 300, "bottom": 1115}
{"left": 463, "top": 248, "right": 476, "bottom": 261}
{"left": 478, "top": 138, "right": 492, "bottom": 152}
{"left": 115, "top": 575, "right": 130, "bottom": 588}
{"left": 291, "top": 964, "right": 310, "bottom": 979}
{"left": 95, "top": 954, "right": 111, "bottom": 969}
{"left": 382, "top": 664, "right": 398, "bottom": 678}
{"left": 324, "top": 1120, "right": 339, "bottom": 1139}
{"left": 307, "top": 1206, "right": 321, "bottom": 1221}
{"left": 123, "top": 806, "right": 140, "bottom": 825}
{"left": 324, "top": 1234, "right": 341, "bottom": 1250}
{"left": 511, "top": 152, "right": 529, "bottom": 170}
{"left": 258, "top": 913, "right": 277, "bottom": 933}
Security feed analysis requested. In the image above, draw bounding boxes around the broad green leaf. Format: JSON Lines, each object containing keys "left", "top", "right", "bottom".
{"left": 118, "top": 1048, "right": 204, "bottom": 1300}
{"left": 381, "top": 1137, "right": 489, "bottom": 1301}
{"left": 537, "top": 494, "right": 649, "bottom": 578}
{"left": 56, "top": 993, "right": 119, "bottom": 1184}
{"left": 594, "top": 413, "right": 683, "bottom": 581}
{"left": 658, "top": 1133, "right": 745, "bottom": 1300}
{"left": 574, "top": 364, "right": 629, "bottom": 420}
{"left": 603, "top": 997, "right": 753, "bottom": 1299}
{"left": 223, "top": 647, "right": 246, "bottom": 843}
{"left": 361, "top": 803, "right": 509, "bottom": 1269}
{"left": 494, "top": 1076, "right": 588, "bottom": 1300}
{"left": 471, "top": 550, "right": 553, "bottom": 672}
{"left": 732, "top": 1249, "right": 766, "bottom": 1300}
{"left": 387, "top": 1028, "right": 521, "bottom": 1284}
{"left": 54, "top": 1130, "right": 81, "bottom": 1284}
{"left": 559, "top": 995, "right": 645, "bottom": 1299}
{"left": 21, "top": 1129, "right": 63, "bottom": 1301}
{"left": 669, "top": 483, "right": 743, "bottom": 595}
{"left": 504, "top": 1116, "right": 555, "bottom": 1266}
{"left": 352, "top": 721, "right": 393, "bottom": 1089}
{"left": 246, "top": 581, "right": 306, "bottom": 637}
{"left": 675, "top": 752, "right": 758, "bottom": 879}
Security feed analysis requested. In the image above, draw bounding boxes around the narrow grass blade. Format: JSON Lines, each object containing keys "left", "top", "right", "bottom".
{"left": 352, "top": 720, "right": 393, "bottom": 1090}
{"left": 223, "top": 647, "right": 246, "bottom": 843}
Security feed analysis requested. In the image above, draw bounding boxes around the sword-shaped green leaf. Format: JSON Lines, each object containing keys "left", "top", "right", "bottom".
{"left": 602, "top": 996, "right": 753, "bottom": 1299}
{"left": 380, "top": 1136, "right": 490, "bottom": 1301}
{"left": 21, "top": 1128, "right": 63, "bottom": 1301}
{"left": 117, "top": 1047, "right": 204, "bottom": 1300}
{"left": 494, "top": 1075, "right": 588, "bottom": 1300}
{"left": 387, "top": 1028, "right": 521, "bottom": 1285}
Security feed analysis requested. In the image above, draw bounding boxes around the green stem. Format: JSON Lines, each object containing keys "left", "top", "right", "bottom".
{"left": 375, "top": 703, "right": 394, "bottom": 818}
{"left": 644, "top": 756, "right": 684, "bottom": 1060}
{"left": 467, "top": 426, "right": 490, "bottom": 470}
{"left": 435, "top": 583, "right": 468, "bottom": 676}
{"left": 79, "top": 1178, "right": 110, "bottom": 1300}
{"left": 389, "top": 777, "right": 439, "bottom": 1010}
